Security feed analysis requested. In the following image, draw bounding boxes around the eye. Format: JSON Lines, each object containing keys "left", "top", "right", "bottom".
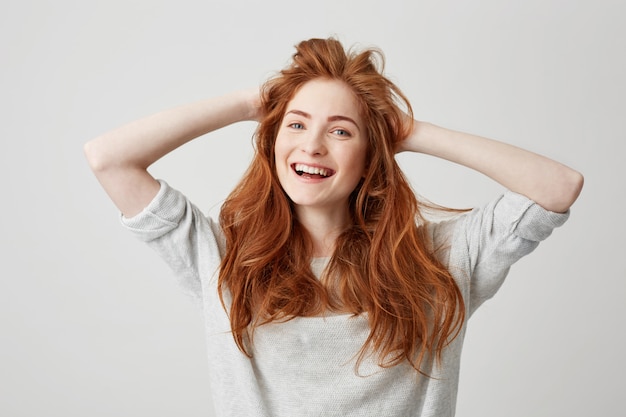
{"left": 288, "top": 122, "right": 304, "bottom": 130}
{"left": 332, "top": 128, "right": 351, "bottom": 137}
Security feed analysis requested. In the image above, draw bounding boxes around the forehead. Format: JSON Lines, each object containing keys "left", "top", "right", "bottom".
{"left": 286, "top": 79, "right": 363, "bottom": 125}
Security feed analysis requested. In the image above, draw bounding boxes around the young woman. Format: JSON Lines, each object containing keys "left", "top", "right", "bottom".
{"left": 84, "top": 38, "right": 583, "bottom": 416}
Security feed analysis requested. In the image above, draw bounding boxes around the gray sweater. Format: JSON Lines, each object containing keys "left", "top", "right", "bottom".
{"left": 121, "top": 180, "right": 569, "bottom": 416}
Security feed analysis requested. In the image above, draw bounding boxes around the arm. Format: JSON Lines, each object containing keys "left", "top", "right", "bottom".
{"left": 84, "top": 89, "right": 260, "bottom": 217}
{"left": 398, "top": 121, "right": 584, "bottom": 213}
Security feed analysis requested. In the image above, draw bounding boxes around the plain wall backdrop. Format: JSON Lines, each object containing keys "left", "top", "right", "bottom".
{"left": 2, "top": 0, "right": 624, "bottom": 416}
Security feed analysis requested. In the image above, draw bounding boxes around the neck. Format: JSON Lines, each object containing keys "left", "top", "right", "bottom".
{"left": 295, "top": 205, "right": 350, "bottom": 257}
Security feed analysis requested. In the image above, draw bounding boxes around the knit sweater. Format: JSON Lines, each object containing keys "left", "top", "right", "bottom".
{"left": 121, "top": 180, "right": 569, "bottom": 416}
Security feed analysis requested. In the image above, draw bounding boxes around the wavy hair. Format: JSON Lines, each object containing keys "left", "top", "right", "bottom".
{"left": 218, "top": 38, "right": 465, "bottom": 373}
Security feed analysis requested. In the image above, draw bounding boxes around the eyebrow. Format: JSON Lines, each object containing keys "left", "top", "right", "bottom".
{"left": 286, "top": 109, "right": 360, "bottom": 131}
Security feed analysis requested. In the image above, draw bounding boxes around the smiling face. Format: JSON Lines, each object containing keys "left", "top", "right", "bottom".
{"left": 274, "top": 78, "right": 368, "bottom": 222}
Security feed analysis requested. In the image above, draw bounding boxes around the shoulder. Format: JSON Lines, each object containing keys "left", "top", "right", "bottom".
{"left": 424, "top": 190, "right": 571, "bottom": 274}
{"left": 120, "top": 179, "right": 225, "bottom": 250}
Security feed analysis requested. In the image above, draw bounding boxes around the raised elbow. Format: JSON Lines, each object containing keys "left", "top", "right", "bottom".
{"left": 84, "top": 137, "right": 122, "bottom": 174}
{"left": 552, "top": 169, "right": 584, "bottom": 213}
{"left": 566, "top": 169, "right": 584, "bottom": 206}
{"left": 83, "top": 139, "right": 106, "bottom": 173}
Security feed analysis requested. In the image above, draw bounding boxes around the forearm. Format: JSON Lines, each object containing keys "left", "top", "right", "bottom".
{"left": 401, "top": 121, "right": 583, "bottom": 212}
{"left": 84, "top": 89, "right": 258, "bottom": 217}
{"left": 84, "top": 90, "right": 257, "bottom": 172}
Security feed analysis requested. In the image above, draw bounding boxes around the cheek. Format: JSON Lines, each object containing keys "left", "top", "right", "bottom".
{"left": 274, "top": 132, "right": 289, "bottom": 155}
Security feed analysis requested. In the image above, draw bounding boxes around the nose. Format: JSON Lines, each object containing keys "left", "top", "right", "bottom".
{"left": 301, "top": 128, "right": 327, "bottom": 156}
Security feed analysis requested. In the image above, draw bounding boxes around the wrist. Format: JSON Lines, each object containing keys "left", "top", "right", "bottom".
{"left": 239, "top": 88, "right": 262, "bottom": 122}
{"left": 399, "top": 120, "right": 432, "bottom": 153}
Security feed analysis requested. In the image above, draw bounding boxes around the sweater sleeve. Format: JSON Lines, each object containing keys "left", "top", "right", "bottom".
{"left": 444, "top": 191, "right": 570, "bottom": 315}
{"left": 119, "top": 180, "right": 224, "bottom": 304}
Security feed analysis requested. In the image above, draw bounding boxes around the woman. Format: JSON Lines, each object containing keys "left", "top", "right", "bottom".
{"left": 84, "top": 38, "right": 583, "bottom": 416}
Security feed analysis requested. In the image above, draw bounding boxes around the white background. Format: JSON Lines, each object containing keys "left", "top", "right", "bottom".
{"left": 2, "top": 0, "right": 624, "bottom": 416}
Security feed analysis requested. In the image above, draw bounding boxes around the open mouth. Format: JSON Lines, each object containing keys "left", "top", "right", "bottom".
{"left": 292, "top": 163, "right": 335, "bottom": 179}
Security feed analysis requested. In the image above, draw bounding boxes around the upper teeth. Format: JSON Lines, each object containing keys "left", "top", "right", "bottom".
{"left": 294, "top": 164, "right": 331, "bottom": 177}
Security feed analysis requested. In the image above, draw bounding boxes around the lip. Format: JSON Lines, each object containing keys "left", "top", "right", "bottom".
{"left": 290, "top": 162, "right": 336, "bottom": 180}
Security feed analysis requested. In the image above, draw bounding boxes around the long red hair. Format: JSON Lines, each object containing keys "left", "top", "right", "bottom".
{"left": 218, "top": 38, "right": 465, "bottom": 373}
